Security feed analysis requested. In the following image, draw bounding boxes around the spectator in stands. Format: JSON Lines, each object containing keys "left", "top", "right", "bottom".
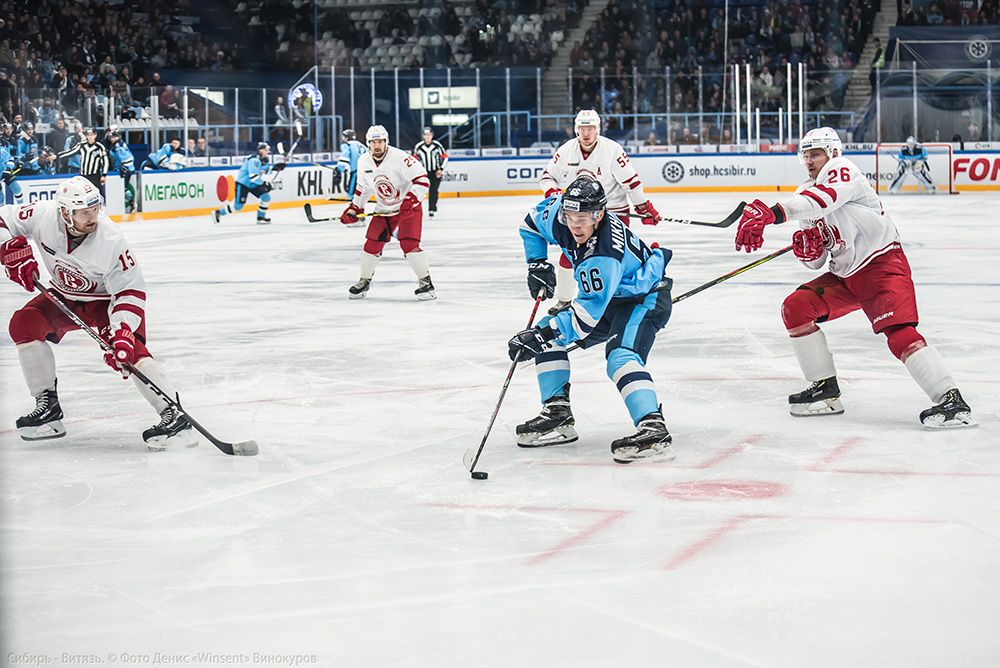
{"left": 273, "top": 95, "right": 289, "bottom": 140}
{"left": 38, "top": 98, "right": 57, "bottom": 125}
{"left": 643, "top": 132, "right": 659, "bottom": 146}
{"left": 47, "top": 117, "right": 68, "bottom": 156}
{"left": 195, "top": 136, "right": 209, "bottom": 158}
{"left": 678, "top": 126, "right": 698, "bottom": 144}
{"left": 159, "top": 84, "right": 181, "bottom": 119}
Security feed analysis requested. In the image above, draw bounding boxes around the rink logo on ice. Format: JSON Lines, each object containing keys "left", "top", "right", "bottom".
{"left": 144, "top": 182, "right": 205, "bottom": 201}
{"left": 53, "top": 260, "right": 96, "bottom": 293}
{"left": 661, "top": 161, "right": 684, "bottom": 183}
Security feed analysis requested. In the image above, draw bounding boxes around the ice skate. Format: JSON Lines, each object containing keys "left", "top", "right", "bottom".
{"left": 920, "top": 388, "right": 977, "bottom": 430}
{"left": 212, "top": 209, "right": 221, "bottom": 224}
{"left": 256, "top": 216, "right": 271, "bottom": 225}
{"left": 143, "top": 406, "right": 198, "bottom": 450}
{"left": 16, "top": 387, "right": 66, "bottom": 441}
{"left": 348, "top": 278, "right": 371, "bottom": 299}
{"left": 788, "top": 377, "right": 844, "bottom": 416}
{"left": 548, "top": 300, "right": 573, "bottom": 315}
{"left": 611, "top": 410, "right": 675, "bottom": 464}
{"left": 516, "top": 394, "right": 577, "bottom": 447}
{"left": 414, "top": 276, "right": 436, "bottom": 300}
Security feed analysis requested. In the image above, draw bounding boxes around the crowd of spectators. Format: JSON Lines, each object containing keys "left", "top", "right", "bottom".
{"left": 897, "top": 0, "right": 1000, "bottom": 26}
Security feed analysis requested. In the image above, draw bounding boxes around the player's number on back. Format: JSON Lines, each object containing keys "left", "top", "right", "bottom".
{"left": 578, "top": 268, "right": 603, "bottom": 293}
{"left": 117, "top": 250, "right": 135, "bottom": 271}
{"left": 826, "top": 167, "right": 851, "bottom": 183}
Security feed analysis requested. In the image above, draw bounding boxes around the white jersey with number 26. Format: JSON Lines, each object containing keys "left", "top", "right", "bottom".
{"left": 777, "top": 155, "right": 900, "bottom": 278}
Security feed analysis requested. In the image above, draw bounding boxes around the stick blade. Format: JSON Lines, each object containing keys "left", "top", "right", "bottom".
{"left": 717, "top": 201, "right": 747, "bottom": 228}
{"left": 277, "top": 142, "right": 284, "bottom": 155}
{"left": 294, "top": 120, "right": 303, "bottom": 137}
{"left": 232, "top": 440, "right": 259, "bottom": 456}
{"left": 463, "top": 448, "right": 476, "bottom": 472}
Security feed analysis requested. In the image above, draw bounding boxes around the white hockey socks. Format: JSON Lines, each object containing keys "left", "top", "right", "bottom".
{"left": 404, "top": 249, "right": 430, "bottom": 279}
{"left": 555, "top": 263, "right": 576, "bottom": 303}
{"left": 359, "top": 251, "right": 380, "bottom": 280}
{"left": 789, "top": 328, "right": 837, "bottom": 382}
{"left": 904, "top": 345, "right": 956, "bottom": 403}
{"left": 18, "top": 340, "right": 57, "bottom": 396}
{"left": 131, "top": 357, "right": 178, "bottom": 414}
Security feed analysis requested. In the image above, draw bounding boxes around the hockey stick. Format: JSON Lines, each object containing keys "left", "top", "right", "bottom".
{"left": 463, "top": 294, "right": 546, "bottom": 480}
{"left": 563, "top": 244, "right": 794, "bottom": 354}
{"left": 618, "top": 201, "right": 746, "bottom": 228}
{"left": 32, "top": 279, "right": 259, "bottom": 456}
{"left": 303, "top": 202, "right": 372, "bottom": 225}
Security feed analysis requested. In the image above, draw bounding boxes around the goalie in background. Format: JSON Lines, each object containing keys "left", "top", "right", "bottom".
{"left": 889, "top": 136, "right": 937, "bottom": 194}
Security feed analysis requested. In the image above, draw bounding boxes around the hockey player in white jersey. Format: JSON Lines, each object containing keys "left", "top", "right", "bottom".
{"left": 0, "top": 176, "right": 199, "bottom": 448}
{"left": 340, "top": 125, "right": 435, "bottom": 300}
{"left": 889, "top": 136, "right": 937, "bottom": 194}
{"left": 734, "top": 127, "right": 974, "bottom": 429}
{"left": 538, "top": 109, "right": 662, "bottom": 313}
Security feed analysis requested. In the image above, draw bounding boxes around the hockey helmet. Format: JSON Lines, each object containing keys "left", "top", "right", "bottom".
{"left": 366, "top": 125, "right": 389, "bottom": 144}
{"left": 906, "top": 136, "right": 916, "bottom": 148}
{"left": 1, "top": 122, "right": 11, "bottom": 133}
{"left": 574, "top": 109, "right": 601, "bottom": 132}
{"left": 57, "top": 176, "right": 104, "bottom": 234}
{"left": 558, "top": 176, "right": 607, "bottom": 226}
{"left": 23, "top": 121, "right": 33, "bottom": 132}
{"left": 342, "top": 129, "right": 356, "bottom": 141}
{"left": 40, "top": 145, "right": 55, "bottom": 157}
{"left": 84, "top": 126, "right": 96, "bottom": 135}
{"left": 256, "top": 141, "right": 270, "bottom": 153}
{"left": 798, "top": 127, "right": 842, "bottom": 164}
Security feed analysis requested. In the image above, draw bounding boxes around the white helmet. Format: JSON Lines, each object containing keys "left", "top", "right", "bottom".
{"left": 574, "top": 109, "right": 601, "bottom": 132}
{"left": 57, "top": 176, "right": 103, "bottom": 234}
{"left": 798, "top": 127, "right": 842, "bottom": 163}
{"left": 906, "top": 136, "right": 916, "bottom": 148}
{"left": 366, "top": 125, "right": 389, "bottom": 143}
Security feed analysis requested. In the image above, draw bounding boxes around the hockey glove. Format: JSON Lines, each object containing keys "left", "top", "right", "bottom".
{"left": 1, "top": 236, "right": 38, "bottom": 292}
{"left": 735, "top": 199, "right": 784, "bottom": 253}
{"left": 792, "top": 227, "right": 825, "bottom": 262}
{"left": 399, "top": 191, "right": 422, "bottom": 214}
{"left": 261, "top": 182, "right": 273, "bottom": 193}
{"left": 331, "top": 169, "right": 343, "bottom": 190}
{"left": 103, "top": 325, "right": 135, "bottom": 378}
{"left": 340, "top": 203, "right": 364, "bottom": 225}
{"left": 527, "top": 260, "right": 556, "bottom": 300}
{"left": 273, "top": 162, "right": 286, "bottom": 171}
{"left": 508, "top": 327, "right": 552, "bottom": 362}
{"left": 635, "top": 200, "right": 661, "bottom": 225}
{"left": 544, "top": 188, "right": 562, "bottom": 199}
{"left": 2, "top": 169, "right": 14, "bottom": 185}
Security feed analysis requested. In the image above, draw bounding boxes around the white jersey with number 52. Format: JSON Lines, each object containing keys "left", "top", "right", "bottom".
{"left": 0, "top": 201, "right": 147, "bottom": 333}
{"left": 539, "top": 136, "right": 646, "bottom": 211}
{"left": 777, "top": 155, "right": 900, "bottom": 278}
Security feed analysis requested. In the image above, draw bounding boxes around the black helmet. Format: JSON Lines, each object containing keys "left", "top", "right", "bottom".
{"left": 40, "top": 145, "right": 55, "bottom": 157}
{"left": 342, "top": 129, "right": 355, "bottom": 141}
{"left": 107, "top": 130, "right": 120, "bottom": 141}
{"left": 257, "top": 141, "right": 269, "bottom": 152}
{"left": 23, "top": 121, "right": 34, "bottom": 132}
{"left": 560, "top": 176, "right": 607, "bottom": 222}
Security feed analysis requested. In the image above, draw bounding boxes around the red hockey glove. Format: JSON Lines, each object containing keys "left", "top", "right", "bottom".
{"left": 399, "top": 191, "right": 422, "bottom": 214}
{"left": 339, "top": 203, "right": 363, "bottom": 226}
{"left": 793, "top": 227, "right": 825, "bottom": 262}
{"left": 544, "top": 188, "right": 562, "bottom": 199}
{"left": 103, "top": 325, "right": 135, "bottom": 378}
{"left": 1, "top": 236, "right": 38, "bottom": 292}
{"left": 635, "top": 200, "right": 661, "bottom": 225}
{"left": 735, "top": 199, "right": 783, "bottom": 253}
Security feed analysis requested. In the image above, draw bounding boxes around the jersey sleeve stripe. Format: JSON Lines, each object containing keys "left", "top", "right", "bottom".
{"left": 813, "top": 184, "right": 837, "bottom": 201}
{"left": 112, "top": 302, "right": 145, "bottom": 318}
{"left": 114, "top": 289, "right": 147, "bottom": 301}
{"left": 800, "top": 190, "right": 827, "bottom": 208}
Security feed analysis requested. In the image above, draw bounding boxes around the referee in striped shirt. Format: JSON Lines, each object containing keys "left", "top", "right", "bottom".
{"left": 413, "top": 127, "right": 448, "bottom": 217}
{"left": 57, "top": 127, "right": 110, "bottom": 196}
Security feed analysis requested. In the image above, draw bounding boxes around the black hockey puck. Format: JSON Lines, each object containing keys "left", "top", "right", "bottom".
{"left": 471, "top": 471, "right": 489, "bottom": 480}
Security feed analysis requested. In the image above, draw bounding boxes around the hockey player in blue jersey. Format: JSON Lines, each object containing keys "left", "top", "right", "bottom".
{"left": 107, "top": 130, "right": 137, "bottom": 211}
{"left": 141, "top": 138, "right": 184, "bottom": 171}
{"left": 1, "top": 143, "right": 24, "bottom": 205}
{"left": 212, "top": 141, "right": 285, "bottom": 225}
{"left": 16, "top": 122, "right": 39, "bottom": 174}
{"left": 508, "top": 177, "right": 676, "bottom": 464}
{"left": 889, "top": 136, "right": 937, "bottom": 194}
{"left": 334, "top": 129, "right": 367, "bottom": 196}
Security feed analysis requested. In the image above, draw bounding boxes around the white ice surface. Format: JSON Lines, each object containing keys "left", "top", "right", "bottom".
{"left": 1, "top": 193, "right": 998, "bottom": 668}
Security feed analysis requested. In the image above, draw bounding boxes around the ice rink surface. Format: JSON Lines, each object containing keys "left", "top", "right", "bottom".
{"left": 1, "top": 191, "right": 998, "bottom": 667}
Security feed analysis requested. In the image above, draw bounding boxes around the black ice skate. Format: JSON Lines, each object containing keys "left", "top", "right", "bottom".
{"left": 143, "top": 406, "right": 198, "bottom": 450}
{"left": 548, "top": 300, "right": 573, "bottom": 315}
{"left": 788, "top": 377, "right": 844, "bottom": 416}
{"left": 16, "top": 386, "right": 66, "bottom": 441}
{"left": 256, "top": 216, "right": 271, "bottom": 225}
{"left": 516, "top": 393, "right": 578, "bottom": 447}
{"left": 349, "top": 278, "right": 371, "bottom": 299}
{"left": 414, "top": 276, "right": 436, "bottom": 300}
{"left": 212, "top": 209, "right": 221, "bottom": 224}
{"left": 920, "top": 388, "right": 977, "bottom": 430}
{"left": 611, "top": 410, "right": 675, "bottom": 464}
